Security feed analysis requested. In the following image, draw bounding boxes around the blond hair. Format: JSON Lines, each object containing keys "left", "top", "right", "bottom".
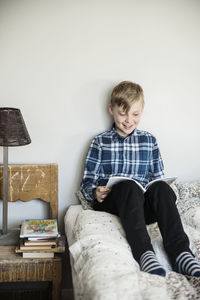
{"left": 111, "top": 81, "right": 144, "bottom": 112}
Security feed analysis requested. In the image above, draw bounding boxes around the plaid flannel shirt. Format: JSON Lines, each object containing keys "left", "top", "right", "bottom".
{"left": 81, "top": 126, "right": 165, "bottom": 203}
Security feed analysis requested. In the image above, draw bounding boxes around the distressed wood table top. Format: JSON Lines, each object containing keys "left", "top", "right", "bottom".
{"left": 0, "top": 246, "right": 61, "bottom": 262}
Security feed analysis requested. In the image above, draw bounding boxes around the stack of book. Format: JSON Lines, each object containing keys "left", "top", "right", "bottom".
{"left": 15, "top": 219, "right": 65, "bottom": 258}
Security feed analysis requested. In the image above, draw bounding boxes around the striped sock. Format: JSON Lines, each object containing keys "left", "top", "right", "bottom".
{"left": 174, "top": 252, "right": 200, "bottom": 277}
{"left": 140, "top": 251, "right": 166, "bottom": 277}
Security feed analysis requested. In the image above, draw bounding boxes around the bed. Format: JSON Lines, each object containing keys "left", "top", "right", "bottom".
{"left": 64, "top": 181, "right": 200, "bottom": 300}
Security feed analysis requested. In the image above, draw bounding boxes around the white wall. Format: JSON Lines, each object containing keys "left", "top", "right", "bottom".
{"left": 0, "top": 0, "right": 200, "bottom": 230}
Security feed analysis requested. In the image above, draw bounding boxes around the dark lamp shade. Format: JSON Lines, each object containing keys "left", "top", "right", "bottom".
{"left": 0, "top": 107, "right": 31, "bottom": 146}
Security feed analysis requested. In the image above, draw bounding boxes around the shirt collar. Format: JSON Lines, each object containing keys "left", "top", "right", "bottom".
{"left": 111, "top": 123, "right": 138, "bottom": 141}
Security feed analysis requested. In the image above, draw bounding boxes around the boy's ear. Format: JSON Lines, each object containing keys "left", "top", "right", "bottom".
{"left": 108, "top": 104, "right": 113, "bottom": 115}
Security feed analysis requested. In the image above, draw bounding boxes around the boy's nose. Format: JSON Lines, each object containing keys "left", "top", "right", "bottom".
{"left": 125, "top": 115, "right": 131, "bottom": 123}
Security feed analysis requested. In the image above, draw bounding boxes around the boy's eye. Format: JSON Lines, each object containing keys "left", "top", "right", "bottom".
{"left": 119, "top": 112, "right": 126, "bottom": 116}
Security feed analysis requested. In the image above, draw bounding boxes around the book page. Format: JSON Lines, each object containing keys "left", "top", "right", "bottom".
{"left": 106, "top": 176, "right": 177, "bottom": 193}
{"left": 106, "top": 176, "right": 145, "bottom": 192}
{"left": 106, "top": 176, "right": 133, "bottom": 188}
{"left": 145, "top": 176, "right": 177, "bottom": 190}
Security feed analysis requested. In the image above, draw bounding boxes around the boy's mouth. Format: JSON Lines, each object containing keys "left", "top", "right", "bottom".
{"left": 123, "top": 124, "right": 133, "bottom": 130}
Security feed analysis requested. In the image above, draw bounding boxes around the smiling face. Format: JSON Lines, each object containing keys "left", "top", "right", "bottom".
{"left": 109, "top": 100, "right": 144, "bottom": 137}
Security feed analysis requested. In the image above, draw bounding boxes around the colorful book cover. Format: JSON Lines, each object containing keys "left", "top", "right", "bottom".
{"left": 20, "top": 219, "right": 58, "bottom": 238}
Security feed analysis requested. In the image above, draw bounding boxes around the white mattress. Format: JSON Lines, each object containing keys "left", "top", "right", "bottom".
{"left": 64, "top": 204, "right": 83, "bottom": 247}
{"left": 64, "top": 203, "right": 200, "bottom": 300}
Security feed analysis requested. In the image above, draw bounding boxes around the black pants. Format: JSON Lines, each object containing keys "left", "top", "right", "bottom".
{"left": 93, "top": 180, "right": 192, "bottom": 265}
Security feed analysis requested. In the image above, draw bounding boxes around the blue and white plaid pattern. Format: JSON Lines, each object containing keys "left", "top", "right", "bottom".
{"left": 81, "top": 126, "right": 164, "bottom": 202}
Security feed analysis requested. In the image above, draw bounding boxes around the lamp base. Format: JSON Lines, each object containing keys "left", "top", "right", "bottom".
{"left": 0, "top": 228, "right": 20, "bottom": 246}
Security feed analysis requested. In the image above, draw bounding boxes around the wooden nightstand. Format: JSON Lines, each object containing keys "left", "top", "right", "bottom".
{"left": 0, "top": 164, "right": 62, "bottom": 299}
{"left": 0, "top": 245, "right": 62, "bottom": 300}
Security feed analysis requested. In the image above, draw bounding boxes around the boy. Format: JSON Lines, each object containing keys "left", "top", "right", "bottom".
{"left": 81, "top": 81, "right": 200, "bottom": 277}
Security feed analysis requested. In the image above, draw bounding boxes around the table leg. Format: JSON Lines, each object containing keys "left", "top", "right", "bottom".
{"left": 52, "top": 258, "right": 62, "bottom": 300}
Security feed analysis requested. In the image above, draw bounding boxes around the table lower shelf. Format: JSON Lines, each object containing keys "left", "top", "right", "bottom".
{"left": 0, "top": 281, "right": 52, "bottom": 300}
{"left": 0, "top": 246, "right": 62, "bottom": 300}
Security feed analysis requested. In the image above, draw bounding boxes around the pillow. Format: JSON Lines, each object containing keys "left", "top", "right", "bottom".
{"left": 176, "top": 181, "right": 200, "bottom": 201}
{"left": 175, "top": 181, "right": 200, "bottom": 216}
{"left": 75, "top": 190, "right": 93, "bottom": 210}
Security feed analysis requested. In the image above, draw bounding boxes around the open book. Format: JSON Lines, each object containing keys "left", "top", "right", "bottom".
{"left": 106, "top": 176, "right": 177, "bottom": 193}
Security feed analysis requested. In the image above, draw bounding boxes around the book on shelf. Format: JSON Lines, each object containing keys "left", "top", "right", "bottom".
{"left": 27, "top": 236, "right": 57, "bottom": 241}
{"left": 20, "top": 219, "right": 58, "bottom": 239}
{"left": 19, "top": 240, "right": 55, "bottom": 251}
{"left": 15, "top": 235, "right": 66, "bottom": 256}
{"left": 106, "top": 176, "right": 177, "bottom": 193}
{"left": 22, "top": 252, "right": 54, "bottom": 258}
{"left": 24, "top": 238, "right": 57, "bottom": 246}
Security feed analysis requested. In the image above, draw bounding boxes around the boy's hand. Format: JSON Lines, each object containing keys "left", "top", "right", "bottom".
{"left": 94, "top": 186, "right": 110, "bottom": 203}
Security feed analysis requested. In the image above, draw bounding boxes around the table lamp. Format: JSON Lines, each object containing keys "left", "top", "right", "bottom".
{"left": 0, "top": 107, "right": 31, "bottom": 235}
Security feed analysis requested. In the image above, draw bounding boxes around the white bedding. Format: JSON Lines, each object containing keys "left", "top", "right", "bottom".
{"left": 64, "top": 182, "right": 200, "bottom": 300}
